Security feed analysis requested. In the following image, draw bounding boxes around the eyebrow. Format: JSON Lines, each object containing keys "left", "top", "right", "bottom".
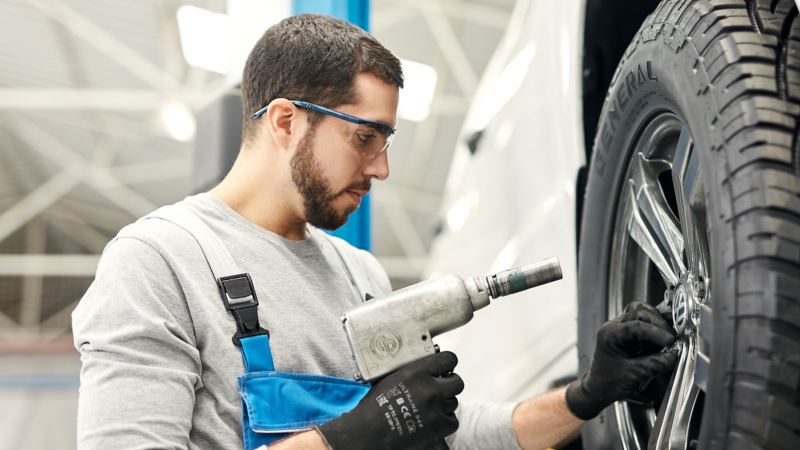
{"left": 336, "top": 99, "right": 396, "bottom": 130}
{"left": 356, "top": 123, "right": 393, "bottom": 136}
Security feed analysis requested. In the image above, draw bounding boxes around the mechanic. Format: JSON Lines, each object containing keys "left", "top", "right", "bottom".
{"left": 72, "top": 14, "right": 679, "bottom": 450}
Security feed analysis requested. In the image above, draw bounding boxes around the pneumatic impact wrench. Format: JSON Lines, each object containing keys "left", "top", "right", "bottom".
{"left": 341, "top": 257, "right": 563, "bottom": 382}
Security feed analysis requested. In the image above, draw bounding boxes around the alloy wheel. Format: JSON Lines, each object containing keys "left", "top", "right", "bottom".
{"left": 608, "top": 113, "right": 713, "bottom": 450}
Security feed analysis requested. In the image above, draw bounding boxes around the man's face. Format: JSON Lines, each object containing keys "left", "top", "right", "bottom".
{"left": 290, "top": 128, "right": 357, "bottom": 230}
{"left": 290, "top": 73, "right": 399, "bottom": 230}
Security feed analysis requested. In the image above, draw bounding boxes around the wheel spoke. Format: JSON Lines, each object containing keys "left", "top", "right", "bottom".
{"left": 648, "top": 338, "right": 700, "bottom": 450}
{"left": 627, "top": 154, "right": 685, "bottom": 287}
{"left": 670, "top": 127, "right": 705, "bottom": 275}
{"left": 694, "top": 303, "right": 712, "bottom": 392}
{"left": 612, "top": 116, "right": 709, "bottom": 450}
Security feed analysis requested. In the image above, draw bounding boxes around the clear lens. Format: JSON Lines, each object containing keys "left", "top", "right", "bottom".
{"left": 344, "top": 123, "right": 393, "bottom": 156}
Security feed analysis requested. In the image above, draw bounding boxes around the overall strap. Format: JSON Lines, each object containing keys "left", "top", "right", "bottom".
{"left": 143, "top": 205, "right": 271, "bottom": 354}
{"left": 320, "top": 232, "right": 365, "bottom": 302}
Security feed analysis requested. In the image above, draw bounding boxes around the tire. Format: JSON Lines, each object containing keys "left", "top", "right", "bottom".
{"left": 577, "top": 1, "right": 800, "bottom": 449}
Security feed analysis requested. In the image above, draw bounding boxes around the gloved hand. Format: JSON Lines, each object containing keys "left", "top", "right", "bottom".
{"left": 566, "top": 301, "right": 679, "bottom": 420}
{"left": 316, "top": 351, "right": 463, "bottom": 450}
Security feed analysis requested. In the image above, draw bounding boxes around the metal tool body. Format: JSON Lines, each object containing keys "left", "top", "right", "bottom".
{"left": 342, "top": 257, "right": 563, "bottom": 381}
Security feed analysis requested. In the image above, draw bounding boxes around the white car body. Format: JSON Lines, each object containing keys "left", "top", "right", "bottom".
{"left": 425, "top": 0, "right": 588, "bottom": 402}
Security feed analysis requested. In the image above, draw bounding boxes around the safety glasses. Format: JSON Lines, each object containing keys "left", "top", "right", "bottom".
{"left": 250, "top": 100, "right": 397, "bottom": 156}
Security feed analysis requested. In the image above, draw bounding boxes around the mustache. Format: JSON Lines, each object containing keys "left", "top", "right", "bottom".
{"left": 342, "top": 180, "right": 372, "bottom": 194}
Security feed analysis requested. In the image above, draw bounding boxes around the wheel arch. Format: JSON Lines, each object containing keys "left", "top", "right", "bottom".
{"left": 577, "top": 0, "right": 662, "bottom": 250}
{"left": 581, "top": 0, "right": 662, "bottom": 159}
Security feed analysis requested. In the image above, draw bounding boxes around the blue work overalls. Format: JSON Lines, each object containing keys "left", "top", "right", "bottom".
{"left": 147, "top": 205, "right": 371, "bottom": 449}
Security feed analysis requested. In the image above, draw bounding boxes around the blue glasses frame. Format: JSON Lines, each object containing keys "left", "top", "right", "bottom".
{"left": 250, "top": 100, "right": 396, "bottom": 137}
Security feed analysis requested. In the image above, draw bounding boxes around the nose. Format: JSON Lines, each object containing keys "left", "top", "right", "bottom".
{"left": 364, "top": 150, "right": 390, "bottom": 181}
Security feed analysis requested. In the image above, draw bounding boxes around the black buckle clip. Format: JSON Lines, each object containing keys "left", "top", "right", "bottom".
{"left": 218, "top": 273, "right": 269, "bottom": 346}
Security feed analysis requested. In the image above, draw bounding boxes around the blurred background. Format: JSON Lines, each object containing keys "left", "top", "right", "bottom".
{"left": 0, "top": 0, "right": 515, "bottom": 448}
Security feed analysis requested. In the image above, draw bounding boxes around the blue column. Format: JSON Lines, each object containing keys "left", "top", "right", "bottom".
{"left": 292, "top": 0, "right": 372, "bottom": 251}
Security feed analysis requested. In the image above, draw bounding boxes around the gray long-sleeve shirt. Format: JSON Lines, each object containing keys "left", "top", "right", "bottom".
{"left": 72, "top": 193, "right": 520, "bottom": 449}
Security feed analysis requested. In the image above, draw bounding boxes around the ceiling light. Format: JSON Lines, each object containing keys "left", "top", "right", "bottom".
{"left": 160, "top": 101, "right": 196, "bottom": 142}
{"left": 176, "top": 6, "right": 233, "bottom": 74}
{"left": 398, "top": 59, "right": 438, "bottom": 122}
{"left": 225, "top": 0, "right": 290, "bottom": 83}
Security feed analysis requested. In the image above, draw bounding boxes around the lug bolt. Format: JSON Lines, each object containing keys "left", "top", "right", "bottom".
{"left": 693, "top": 280, "right": 706, "bottom": 299}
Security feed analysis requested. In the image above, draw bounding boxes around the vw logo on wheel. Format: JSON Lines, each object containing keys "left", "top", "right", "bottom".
{"left": 672, "top": 285, "right": 689, "bottom": 333}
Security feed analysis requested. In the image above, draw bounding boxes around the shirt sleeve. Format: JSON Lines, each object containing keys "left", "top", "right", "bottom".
{"left": 446, "top": 401, "right": 522, "bottom": 450}
{"left": 72, "top": 237, "right": 202, "bottom": 450}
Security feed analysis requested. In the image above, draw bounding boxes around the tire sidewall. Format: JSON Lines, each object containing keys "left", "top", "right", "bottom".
{"left": 577, "top": 17, "right": 734, "bottom": 449}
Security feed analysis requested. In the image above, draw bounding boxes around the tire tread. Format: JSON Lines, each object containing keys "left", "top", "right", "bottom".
{"left": 644, "top": 1, "right": 800, "bottom": 448}
{"left": 580, "top": 1, "right": 800, "bottom": 448}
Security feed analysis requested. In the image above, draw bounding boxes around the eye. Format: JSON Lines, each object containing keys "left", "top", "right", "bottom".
{"left": 356, "top": 132, "right": 377, "bottom": 145}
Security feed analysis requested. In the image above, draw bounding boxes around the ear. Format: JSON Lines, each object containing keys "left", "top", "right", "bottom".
{"left": 265, "top": 98, "right": 299, "bottom": 150}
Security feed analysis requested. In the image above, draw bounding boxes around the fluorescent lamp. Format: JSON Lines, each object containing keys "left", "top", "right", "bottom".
{"left": 160, "top": 101, "right": 196, "bottom": 142}
{"left": 398, "top": 59, "right": 438, "bottom": 122}
{"left": 225, "top": 0, "right": 291, "bottom": 84}
{"left": 176, "top": 6, "right": 233, "bottom": 74}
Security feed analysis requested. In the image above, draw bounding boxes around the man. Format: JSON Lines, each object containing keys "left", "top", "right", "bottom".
{"left": 73, "top": 14, "right": 678, "bottom": 450}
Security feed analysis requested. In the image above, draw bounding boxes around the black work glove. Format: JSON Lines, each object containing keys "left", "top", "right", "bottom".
{"left": 316, "top": 351, "right": 463, "bottom": 450}
{"left": 566, "top": 301, "right": 679, "bottom": 420}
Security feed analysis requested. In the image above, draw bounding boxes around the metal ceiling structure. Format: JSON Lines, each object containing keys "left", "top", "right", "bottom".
{"left": 0, "top": 0, "right": 515, "bottom": 344}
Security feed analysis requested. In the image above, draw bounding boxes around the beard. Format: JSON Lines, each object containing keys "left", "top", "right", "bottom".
{"left": 290, "top": 132, "right": 370, "bottom": 230}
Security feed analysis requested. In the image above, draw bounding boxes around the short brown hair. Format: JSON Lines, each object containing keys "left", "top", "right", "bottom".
{"left": 240, "top": 14, "right": 404, "bottom": 144}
